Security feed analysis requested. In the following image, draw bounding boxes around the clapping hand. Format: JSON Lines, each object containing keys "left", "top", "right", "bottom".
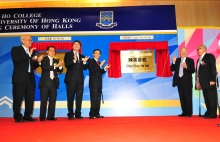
{"left": 30, "top": 47, "right": 36, "bottom": 56}
{"left": 73, "top": 54, "right": 77, "bottom": 61}
{"left": 100, "top": 60, "right": 106, "bottom": 67}
{"left": 55, "top": 60, "right": 63, "bottom": 67}
{"left": 38, "top": 55, "right": 43, "bottom": 62}
{"left": 104, "top": 64, "right": 111, "bottom": 70}
{"left": 82, "top": 56, "right": 90, "bottom": 62}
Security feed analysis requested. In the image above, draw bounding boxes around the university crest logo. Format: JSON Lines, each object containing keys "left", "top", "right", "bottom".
{"left": 96, "top": 11, "right": 117, "bottom": 29}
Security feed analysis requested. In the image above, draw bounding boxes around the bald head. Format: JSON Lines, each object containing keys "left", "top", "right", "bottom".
{"left": 197, "top": 44, "right": 207, "bottom": 56}
{"left": 179, "top": 47, "right": 187, "bottom": 58}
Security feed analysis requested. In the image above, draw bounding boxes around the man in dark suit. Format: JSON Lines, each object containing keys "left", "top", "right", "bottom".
{"left": 88, "top": 49, "right": 111, "bottom": 119}
{"left": 171, "top": 47, "right": 195, "bottom": 117}
{"left": 64, "top": 40, "right": 89, "bottom": 120}
{"left": 11, "top": 35, "right": 43, "bottom": 123}
{"left": 196, "top": 44, "right": 218, "bottom": 118}
{"left": 38, "top": 46, "right": 63, "bottom": 121}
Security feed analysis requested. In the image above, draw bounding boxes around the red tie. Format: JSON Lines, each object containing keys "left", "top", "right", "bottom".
{"left": 96, "top": 61, "right": 99, "bottom": 65}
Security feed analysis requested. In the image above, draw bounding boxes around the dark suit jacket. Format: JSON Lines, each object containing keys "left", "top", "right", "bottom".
{"left": 11, "top": 46, "right": 39, "bottom": 87}
{"left": 88, "top": 59, "right": 106, "bottom": 88}
{"left": 196, "top": 53, "right": 218, "bottom": 89}
{"left": 38, "top": 56, "right": 63, "bottom": 89}
{"left": 171, "top": 57, "right": 195, "bottom": 87}
{"left": 64, "top": 51, "right": 88, "bottom": 83}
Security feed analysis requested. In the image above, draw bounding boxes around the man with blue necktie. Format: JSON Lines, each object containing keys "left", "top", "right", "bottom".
{"left": 171, "top": 47, "right": 195, "bottom": 117}
{"left": 11, "top": 35, "right": 43, "bottom": 123}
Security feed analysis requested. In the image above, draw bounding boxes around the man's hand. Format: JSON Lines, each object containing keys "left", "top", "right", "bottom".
{"left": 73, "top": 54, "right": 77, "bottom": 61}
{"left": 104, "top": 64, "right": 111, "bottom": 70}
{"left": 55, "top": 60, "right": 63, "bottom": 67}
{"left": 210, "top": 81, "right": 215, "bottom": 86}
{"left": 181, "top": 62, "right": 188, "bottom": 69}
{"left": 82, "top": 56, "right": 90, "bottom": 62}
{"left": 100, "top": 60, "right": 106, "bottom": 67}
{"left": 172, "top": 55, "right": 176, "bottom": 63}
{"left": 29, "top": 47, "right": 36, "bottom": 56}
{"left": 38, "top": 55, "right": 43, "bottom": 62}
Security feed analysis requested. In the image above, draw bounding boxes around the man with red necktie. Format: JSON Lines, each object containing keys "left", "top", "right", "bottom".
{"left": 88, "top": 49, "right": 111, "bottom": 119}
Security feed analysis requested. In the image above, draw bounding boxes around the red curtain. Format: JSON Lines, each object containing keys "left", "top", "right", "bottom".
{"left": 31, "top": 42, "right": 82, "bottom": 53}
{"left": 108, "top": 42, "right": 172, "bottom": 78}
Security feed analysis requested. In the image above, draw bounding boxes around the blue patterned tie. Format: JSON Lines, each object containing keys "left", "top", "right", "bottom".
{"left": 179, "top": 58, "right": 183, "bottom": 77}
{"left": 25, "top": 48, "right": 31, "bottom": 73}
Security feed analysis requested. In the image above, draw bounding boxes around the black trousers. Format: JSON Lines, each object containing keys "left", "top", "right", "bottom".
{"left": 89, "top": 87, "right": 102, "bottom": 117}
{"left": 202, "top": 87, "right": 217, "bottom": 116}
{"left": 66, "top": 81, "right": 84, "bottom": 117}
{"left": 12, "top": 73, "right": 35, "bottom": 121}
{"left": 39, "top": 79, "right": 57, "bottom": 119}
{"left": 177, "top": 77, "right": 193, "bottom": 116}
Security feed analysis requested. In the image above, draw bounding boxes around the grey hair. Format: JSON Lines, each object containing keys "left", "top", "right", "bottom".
{"left": 20, "top": 35, "right": 30, "bottom": 42}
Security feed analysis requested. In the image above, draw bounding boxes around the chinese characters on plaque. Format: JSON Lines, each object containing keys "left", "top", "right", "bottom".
{"left": 121, "top": 50, "right": 155, "bottom": 73}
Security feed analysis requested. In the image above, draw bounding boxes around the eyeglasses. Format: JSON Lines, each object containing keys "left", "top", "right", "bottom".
{"left": 197, "top": 48, "right": 202, "bottom": 51}
{"left": 24, "top": 39, "right": 33, "bottom": 42}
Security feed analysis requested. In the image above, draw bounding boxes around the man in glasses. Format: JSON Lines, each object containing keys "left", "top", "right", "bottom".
{"left": 196, "top": 44, "right": 218, "bottom": 119}
{"left": 11, "top": 35, "right": 43, "bottom": 123}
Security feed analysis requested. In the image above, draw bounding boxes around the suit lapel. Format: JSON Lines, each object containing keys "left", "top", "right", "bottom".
{"left": 93, "top": 58, "right": 99, "bottom": 66}
{"left": 46, "top": 56, "right": 50, "bottom": 66}
{"left": 185, "top": 57, "right": 189, "bottom": 65}
{"left": 201, "top": 53, "right": 207, "bottom": 62}
{"left": 70, "top": 51, "right": 74, "bottom": 60}
{"left": 19, "top": 46, "right": 28, "bottom": 56}
{"left": 196, "top": 53, "right": 207, "bottom": 72}
{"left": 177, "top": 58, "right": 181, "bottom": 68}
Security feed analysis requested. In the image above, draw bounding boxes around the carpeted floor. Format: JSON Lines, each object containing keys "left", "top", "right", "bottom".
{"left": 1, "top": 116, "right": 220, "bottom": 142}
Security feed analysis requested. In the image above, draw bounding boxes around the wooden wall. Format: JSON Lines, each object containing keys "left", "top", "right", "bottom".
{"left": 0, "top": 0, "right": 219, "bottom": 26}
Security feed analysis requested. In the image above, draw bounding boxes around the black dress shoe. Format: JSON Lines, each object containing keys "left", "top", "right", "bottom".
{"left": 206, "top": 115, "right": 217, "bottom": 119}
{"left": 186, "top": 115, "right": 192, "bottom": 117}
{"left": 47, "top": 118, "right": 57, "bottom": 121}
{"left": 89, "top": 116, "right": 94, "bottom": 119}
{"left": 68, "top": 117, "right": 74, "bottom": 120}
{"left": 15, "top": 119, "right": 24, "bottom": 123}
{"left": 95, "top": 115, "right": 104, "bottom": 118}
{"left": 178, "top": 114, "right": 186, "bottom": 117}
{"left": 40, "top": 118, "right": 45, "bottom": 121}
{"left": 23, "top": 117, "right": 37, "bottom": 122}
{"left": 75, "top": 116, "right": 83, "bottom": 119}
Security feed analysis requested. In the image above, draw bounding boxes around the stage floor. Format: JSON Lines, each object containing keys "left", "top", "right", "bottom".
{"left": 1, "top": 116, "right": 220, "bottom": 142}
